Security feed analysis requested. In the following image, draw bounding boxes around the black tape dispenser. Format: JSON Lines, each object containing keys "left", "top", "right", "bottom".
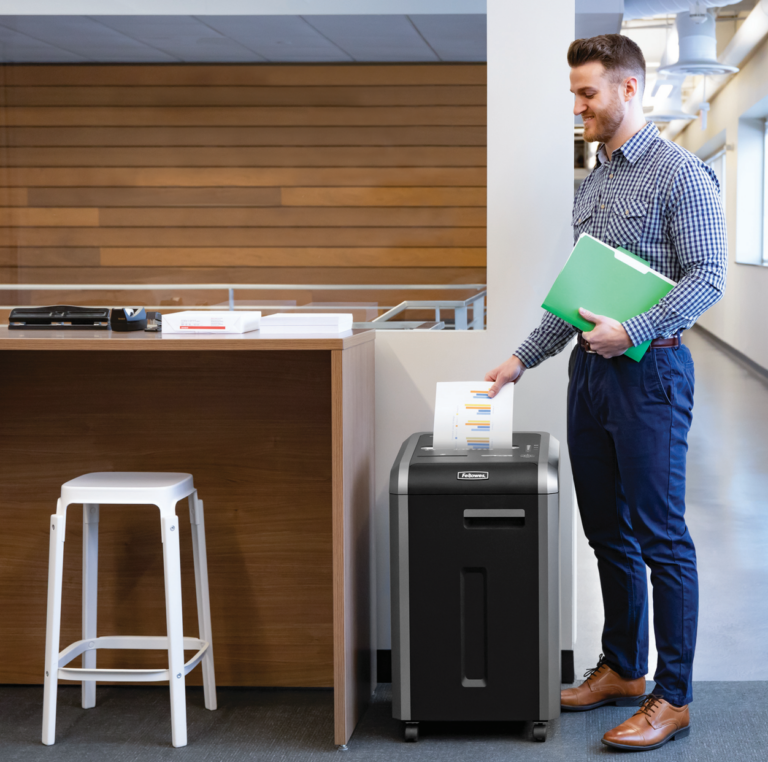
{"left": 110, "top": 307, "right": 147, "bottom": 332}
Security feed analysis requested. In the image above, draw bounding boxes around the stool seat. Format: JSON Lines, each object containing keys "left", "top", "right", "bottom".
{"left": 43, "top": 472, "right": 216, "bottom": 748}
{"left": 62, "top": 472, "right": 194, "bottom": 511}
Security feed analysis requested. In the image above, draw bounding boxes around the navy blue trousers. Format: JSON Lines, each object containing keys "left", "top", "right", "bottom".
{"left": 567, "top": 341, "right": 698, "bottom": 706}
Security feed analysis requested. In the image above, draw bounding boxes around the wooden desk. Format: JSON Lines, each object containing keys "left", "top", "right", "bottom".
{"left": 0, "top": 327, "right": 375, "bottom": 746}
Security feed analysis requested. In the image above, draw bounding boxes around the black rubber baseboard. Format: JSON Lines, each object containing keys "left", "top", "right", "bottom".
{"left": 561, "top": 649, "right": 575, "bottom": 684}
{"left": 377, "top": 650, "right": 392, "bottom": 683}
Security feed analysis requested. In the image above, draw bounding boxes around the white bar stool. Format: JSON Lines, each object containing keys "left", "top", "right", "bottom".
{"left": 42, "top": 472, "right": 217, "bottom": 748}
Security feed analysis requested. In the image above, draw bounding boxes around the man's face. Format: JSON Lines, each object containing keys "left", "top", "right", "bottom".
{"left": 570, "top": 61, "right": 628, "bottom": 144}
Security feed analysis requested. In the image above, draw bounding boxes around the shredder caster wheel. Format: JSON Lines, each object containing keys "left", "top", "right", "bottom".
{"left": 404, "top": 722, "right": 419, "bottom": 742}
{"left": 532, "top": 722, "right": 548, "bottom": 742}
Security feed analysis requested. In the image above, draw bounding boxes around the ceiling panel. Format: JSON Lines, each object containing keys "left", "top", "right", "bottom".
{"left": 0, "top": 15, "right": 178, "bottom": 62}
{"left": 0, "top": 23, "right": 87, "bottom": 62}
{"left": 575, "top": 12, "right": 623, "bottom": 39}
{"left": 0, "top": 13, "right": 487, "bottom": 63}
{"left": 304, "top": 14, "right": 439, "bottom": 62}
{"left": 94, "top": 15, "right": 269, "bottom": 62}
{"left": 201, "top": 15, "right": 352, "bottom": 62}
{"left": 409, "top": 14, "right": 485, "bottom": 61}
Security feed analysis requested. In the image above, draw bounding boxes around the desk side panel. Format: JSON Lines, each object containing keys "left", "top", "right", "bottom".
{"left": 332, "top": 340, "right": 375, "bottom": 745}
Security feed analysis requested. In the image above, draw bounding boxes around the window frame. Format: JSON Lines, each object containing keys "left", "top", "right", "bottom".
{"left": 764, "top": 119, "right": 768, "bottom": 265}
{"left": 704, "top": 146, "right": 727, "bottom": 214}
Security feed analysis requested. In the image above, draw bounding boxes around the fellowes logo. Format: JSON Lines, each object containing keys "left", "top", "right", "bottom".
{"left": 457, "top": 471, "right": 489, "bottom": 480}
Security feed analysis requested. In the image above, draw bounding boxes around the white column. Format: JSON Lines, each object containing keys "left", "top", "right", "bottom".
{"left": 487, "top": 0, "right": 577, "bottom": 661}
{"left": 375, "top": 0, "right": 577, "bottom": 658}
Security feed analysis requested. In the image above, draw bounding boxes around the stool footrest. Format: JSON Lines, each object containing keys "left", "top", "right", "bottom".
{"left": 57, "top": 636, "right": 209, "bottom": 683}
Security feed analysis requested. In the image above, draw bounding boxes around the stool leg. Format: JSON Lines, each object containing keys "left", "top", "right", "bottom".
{"left": 82, "top": 504, "right": 99, "bottom": 709}
{"left": 161, "top": 512, "right": 187, "bottom": 748}
{"left": 42, "top": 505, "right": 67, "bottom": 745}
{"left": 189, "top": 492, "right": 217, "bottom": 711}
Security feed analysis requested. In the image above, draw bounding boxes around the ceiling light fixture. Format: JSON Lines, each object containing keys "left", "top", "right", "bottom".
{"left": 658, "top": 9, "right": 739, "bottom": 129}
{"left": 659, "top": 10, "right": 739, "bottom": 76}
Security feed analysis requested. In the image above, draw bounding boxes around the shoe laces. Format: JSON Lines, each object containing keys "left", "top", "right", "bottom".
{"left": 636, "top": 694, "right": 664, "bottom": 718}
{"left": 582, "top": 654, "right": 609, "bottom": 682}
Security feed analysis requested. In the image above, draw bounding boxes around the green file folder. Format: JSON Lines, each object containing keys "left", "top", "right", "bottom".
{"left": 542, "top": 233, "right": 677, "bottom": 362}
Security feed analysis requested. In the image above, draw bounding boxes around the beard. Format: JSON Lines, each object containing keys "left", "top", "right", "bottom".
{"left": 583, "top": 93, "right": 625, "bottom": 144}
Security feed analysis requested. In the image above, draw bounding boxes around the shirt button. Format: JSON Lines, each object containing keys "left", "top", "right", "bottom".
{"left": 625, "top": 209, "right": 629, "bottom": 215}
{"left": 601, "top": 204, "right": 605, "bottom": 209}
{"left": 609, "top": 174, "right": 614, "bottom": 178}
{"left": 578, "top": 218, "right": 582, "bottom": 223}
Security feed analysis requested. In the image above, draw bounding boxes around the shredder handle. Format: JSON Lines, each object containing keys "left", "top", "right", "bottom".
{"left": 463, "top": 509, "right": 525, "bottom": 518}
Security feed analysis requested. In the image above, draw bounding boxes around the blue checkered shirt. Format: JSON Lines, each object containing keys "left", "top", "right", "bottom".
{"left": 513, "top": 121, "right": 728, "bottom": 368}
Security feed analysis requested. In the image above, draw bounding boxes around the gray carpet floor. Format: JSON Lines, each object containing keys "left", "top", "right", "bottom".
{"left": 2, "top": 682, "right": 767, "bottom": 761}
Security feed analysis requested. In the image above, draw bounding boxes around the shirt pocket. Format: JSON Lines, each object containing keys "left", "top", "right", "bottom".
{"left": 572, "top": 200, "right": 595, "bottom": 239}
{"left": 607, "top": 196, "right": 648, "bottom": 247}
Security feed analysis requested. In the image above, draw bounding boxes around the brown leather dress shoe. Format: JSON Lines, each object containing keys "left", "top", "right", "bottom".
{"left": 561, "top": 654, "right": 646, "bottom": 712}
{"left": 602, "top": 694, "right": 691, "bottom": 751}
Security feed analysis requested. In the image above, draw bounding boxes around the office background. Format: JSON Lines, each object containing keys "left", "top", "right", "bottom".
{"left": 0, "top": 0, "right": 767, "bottom": 757}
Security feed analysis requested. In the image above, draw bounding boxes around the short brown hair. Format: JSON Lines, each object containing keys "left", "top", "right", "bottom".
{"left": 568, "top": 34, "right": 646, "bottom": 93}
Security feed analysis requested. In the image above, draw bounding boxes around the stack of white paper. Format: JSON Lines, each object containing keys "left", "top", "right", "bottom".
{"left": 260, "top": 313, "right": 353, "bottom": 335}
{"left": 433, "top": 381, "right": 514, "bottom": 450}
{"left": 162, "top": 311, "right": 261, "bottom": 334}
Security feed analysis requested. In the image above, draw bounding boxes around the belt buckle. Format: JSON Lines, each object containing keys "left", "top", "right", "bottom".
{"left": 583, "top": 338, "right": 596, "bottom": 354}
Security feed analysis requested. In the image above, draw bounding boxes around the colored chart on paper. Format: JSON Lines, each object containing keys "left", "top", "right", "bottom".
{"left": 433, "top": 381, "right": 514, "bottom": 450}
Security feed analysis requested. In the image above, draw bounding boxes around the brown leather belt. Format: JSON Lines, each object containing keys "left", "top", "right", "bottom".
{"left": 578, "top": 333, "right": 681, "bottom": 354}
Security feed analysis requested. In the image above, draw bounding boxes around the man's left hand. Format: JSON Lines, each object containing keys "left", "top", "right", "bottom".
{"left": 579, "top": 308, "right": 633, "bottom": 359}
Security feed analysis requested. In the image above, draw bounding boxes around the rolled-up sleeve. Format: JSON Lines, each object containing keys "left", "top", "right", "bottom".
{"left": 622, "top": 161, "right": 728, "bottom": 346}
{"left": 513, "top": 311, "right": 577, "bottom": 369}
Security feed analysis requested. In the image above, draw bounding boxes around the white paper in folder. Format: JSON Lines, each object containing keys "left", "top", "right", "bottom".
{"left": 433, "top": 381, "right": 514, "bottom": 450}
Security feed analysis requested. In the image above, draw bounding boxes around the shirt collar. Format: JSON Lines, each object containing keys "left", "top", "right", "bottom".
{"left": 596, "top": 121, "right": 659, "bottom": 166}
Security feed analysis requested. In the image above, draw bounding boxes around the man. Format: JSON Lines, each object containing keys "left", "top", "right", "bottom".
{"left": 485, "top": 34, "right": 727, "bottom": 751}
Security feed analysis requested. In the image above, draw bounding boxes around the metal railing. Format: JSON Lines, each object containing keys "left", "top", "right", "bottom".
{"left": 370, "top": 291, "right": 486, "bottom": 330}
{"left": 353, "top": 321, "right": 446, "bottom": 330}
{"left": 0, "top": 283, "right": 487, "bottom": 331}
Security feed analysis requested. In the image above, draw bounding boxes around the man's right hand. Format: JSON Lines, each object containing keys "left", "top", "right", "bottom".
{"left": 484, "top": 355, "right": 526, "bottom": 398}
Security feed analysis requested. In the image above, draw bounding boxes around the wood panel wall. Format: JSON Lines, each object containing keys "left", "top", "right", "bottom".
{"left": 0, "top": 348, "right": 336, "bottom": 686}
{"left": 0, "top": 64, "right": 486, "bottom": 311}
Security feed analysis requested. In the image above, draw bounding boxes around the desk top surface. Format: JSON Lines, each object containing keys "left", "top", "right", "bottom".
{"left": 0, "top": 325, "right": 375, "bottom": 351}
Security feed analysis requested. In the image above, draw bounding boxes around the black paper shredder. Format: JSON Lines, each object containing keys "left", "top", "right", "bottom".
{"left": 389, "top": 431, "right": 560, "bottom": 743}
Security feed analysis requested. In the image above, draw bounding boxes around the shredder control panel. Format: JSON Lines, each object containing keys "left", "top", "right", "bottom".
{"left": 398, "top": 432, "right": 552, "bottom": 495}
